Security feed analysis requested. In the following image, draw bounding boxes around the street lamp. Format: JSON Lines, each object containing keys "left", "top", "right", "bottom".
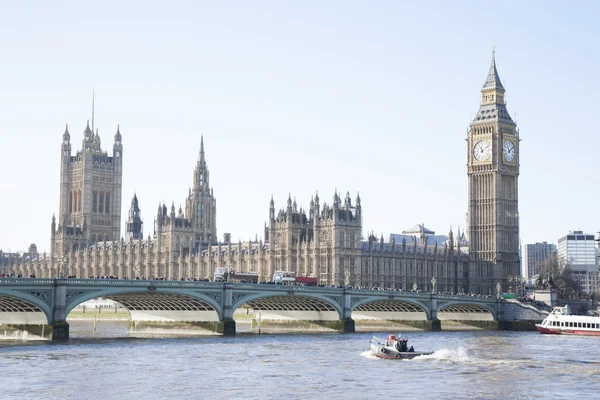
{"left": 344, "top": 268, "right": 351, "bottom": 287}
{"left": 431, "top": 276, "right": 437, "bottom": 294}
{"left": 508, "top": 275, "right": 514, "bottom": 293}
{"left": 412, "top": 282, "right": 418, "bottom": 292}
{"left": 496, "top": 281, "right": 502, "bottom": 298}
{"left": 59, "top": 254, "right": 68, "bottom": 279}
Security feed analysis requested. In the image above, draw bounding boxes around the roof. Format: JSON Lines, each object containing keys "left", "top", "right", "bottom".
{"left": 389, "top": 233, "right": 448, "bottom": 247}
{"left": 402, "top": 224, "right": 435, "bottom": 235}
{"left": 482, "top": 53, "right": 504, "bottom": 90}
{"left": 471, "top": 103, "right": 514, "bottom": 125}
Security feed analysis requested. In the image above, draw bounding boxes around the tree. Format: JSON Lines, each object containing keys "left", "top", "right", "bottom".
{"left": 535, "top": 254, "right": 581, "bottom": 299}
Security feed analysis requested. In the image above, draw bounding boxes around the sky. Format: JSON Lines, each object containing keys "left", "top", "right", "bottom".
{"left": 1, "top": 1, "right": 599, "bottom": 253}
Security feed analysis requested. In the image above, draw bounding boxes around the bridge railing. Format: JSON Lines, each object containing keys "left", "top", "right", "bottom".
{"left": 0, "top": 278, "right": 501, "bottom": 305}
{"left": 63, "top": 279, "right": 222, "bottom": 288}
{"left": 0, "top": 278, "right": 56, "bottom": 285}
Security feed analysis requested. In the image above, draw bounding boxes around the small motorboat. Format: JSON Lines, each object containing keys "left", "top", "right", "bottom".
{"left": 370, "top": 335, "right": 433, "bottom": 359}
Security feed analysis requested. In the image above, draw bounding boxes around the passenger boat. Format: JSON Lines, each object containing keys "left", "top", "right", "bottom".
{"left": 369, "top": 335, "right": 433, "bottom": 359}
{"left": 536, "top": 305, "right": 600, "bottom": 336}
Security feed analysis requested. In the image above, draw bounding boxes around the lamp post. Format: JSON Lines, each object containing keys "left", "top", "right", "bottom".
{"left": 508, "top": 275, "right": 514, "bottom": 294}
{"left": 496, "top": 281, "right": 502, "bottom": 299}
{"left": 412, "top": 282, "right": 418, "bottom": 292}
{"left": 344, "top": 268, "right": 351, "bottom": 287}
{"left": 226, "top": 264, "right": 233, "bottom": 282}
{"left": 431, "top": 276, "right": 437, "bottom": 294}
{"left": 59, "top": 254, "right": 68, "bottom": 279}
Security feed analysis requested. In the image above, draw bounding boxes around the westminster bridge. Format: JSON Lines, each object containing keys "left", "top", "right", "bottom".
{"left": 0, "top": 278, "right": 547, "bottom": 340}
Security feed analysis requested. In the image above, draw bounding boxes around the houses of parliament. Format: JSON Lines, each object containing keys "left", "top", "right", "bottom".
{"left": 0, "top": 53, "right": 521, "bottom": 295}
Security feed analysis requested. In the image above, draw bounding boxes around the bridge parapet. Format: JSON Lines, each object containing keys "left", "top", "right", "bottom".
{"left": 63, "top": 279, "right": 221, "bottom": 289}
{"left": 0, "top": 278, "right": 56, "bottom": 285}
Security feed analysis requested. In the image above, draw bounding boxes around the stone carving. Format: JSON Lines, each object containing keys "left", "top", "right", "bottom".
{"left": 66, "top": 291, "right": 86, "bottom": 304}
{"left": 232, "top": 292, "right": 251, "bottom": 304}
{"left": 28, "top": 290, "right": 50, "bottom": 305}
{"left": 324, "top": 296, "right": 342, "bottom": 307}
{"left": 351, "top": 296, "right": 365, "bottom": 307}
{"left": 196, "top": 291, "right": 221, "bottom": 306}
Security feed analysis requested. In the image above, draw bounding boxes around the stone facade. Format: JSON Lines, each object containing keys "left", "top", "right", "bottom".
{"left": 467, "top": 50, "right": 520, "bottom": 295}
{"left": 50, "top": 121, "right": 123, "bottom": 266}
{"left": 1, "top": 52, "right": 520, "bottom": 295}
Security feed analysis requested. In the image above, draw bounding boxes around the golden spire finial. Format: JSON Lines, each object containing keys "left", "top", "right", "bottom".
{"left": 492, "top": 41, "right": 496, "bottom": 57}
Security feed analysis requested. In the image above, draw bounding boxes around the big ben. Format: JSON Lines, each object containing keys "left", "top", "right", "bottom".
{"left": 467, "top": 50, "right": 520, "bottom": 294}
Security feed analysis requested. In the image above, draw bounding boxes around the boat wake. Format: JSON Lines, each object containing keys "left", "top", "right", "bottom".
{"left": 413, "top": 347, "right": 469, "bottom": 362}
{"left": 360, "top": 350, "right": 379, "bottom": 359}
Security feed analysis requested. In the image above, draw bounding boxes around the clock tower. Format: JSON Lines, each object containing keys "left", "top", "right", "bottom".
{"left": 467, "top": 50, "right": 520, "bottom": 294}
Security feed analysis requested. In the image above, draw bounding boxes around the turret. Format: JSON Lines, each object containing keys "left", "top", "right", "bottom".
{"left": 126, "top": 193, "right": 143, "bottom": 241}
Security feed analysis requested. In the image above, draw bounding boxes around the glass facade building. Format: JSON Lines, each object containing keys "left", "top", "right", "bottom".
{"left": 523, "top": 242, "right": 557, "bottom": 281}
{"left": 557, "top": 231, "right": 599, "bottom": 294}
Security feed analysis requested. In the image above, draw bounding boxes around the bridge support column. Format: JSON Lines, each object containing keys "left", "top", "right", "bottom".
{"left": 219, "top": 282, "right": 236, "bottom": 336}
{"left": 430, "top": 296, "right": 441, "bottom": 332}
{"left": 342, "top": 290, "right": 355, "bottom": 333}
{"left": 217, "top": 319, "right": 236, "bottom": 336}
{"left": 51, "top": 279, "right": 69, "bottom": 341}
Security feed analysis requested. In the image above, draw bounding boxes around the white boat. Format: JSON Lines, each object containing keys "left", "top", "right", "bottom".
{"left": 536, "top": 305, "right": 600, "bottom": 336}
{"left": 369, "top": 335, "right": 432, "bottom": 359}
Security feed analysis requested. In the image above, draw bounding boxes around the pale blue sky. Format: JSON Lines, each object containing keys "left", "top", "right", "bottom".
{"left": 1, "top": 1, "right": 599, "bottom": 253}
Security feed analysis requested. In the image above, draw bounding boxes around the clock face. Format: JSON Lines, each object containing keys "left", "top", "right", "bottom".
{"left": 503, "top": 140, "right": 516, "bottom": 162}
{"left": 473, "top": 140, "right": 491, "bottom": 161}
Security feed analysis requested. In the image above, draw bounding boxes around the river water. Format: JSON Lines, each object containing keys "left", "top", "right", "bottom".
{"left": 1, "top": 321, "right": 599, "bottom": 399}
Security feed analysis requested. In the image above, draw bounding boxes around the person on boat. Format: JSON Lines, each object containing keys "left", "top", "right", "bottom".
{"left": 409, "top": 346, "right": 414, "bottom": 352}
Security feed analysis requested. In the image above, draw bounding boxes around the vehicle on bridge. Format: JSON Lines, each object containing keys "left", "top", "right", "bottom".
{"left": 214, "top": 267, "right": 226, "bottom": 282}
{"left": 272, "top": 271, "right": 317, "bottom": 286}
{"left": 228, "top": 271, "right": 259, "bottom": 284}
{"left": 370, "top": 335, "right": 432, "bottom": 359}
{"left": 536, "top": 305, "right": 600, "bottom": 336}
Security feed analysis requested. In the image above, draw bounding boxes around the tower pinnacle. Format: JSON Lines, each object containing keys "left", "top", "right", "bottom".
{"left": 199, "top": 135, "right": 205, "bottom": 164}
{"left": 482, "top": 49, "right": 504, "bottom": 91}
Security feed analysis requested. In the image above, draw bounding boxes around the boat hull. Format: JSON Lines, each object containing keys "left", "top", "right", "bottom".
{"left": 370, "top": 344, "right": 432, "bottom": 359}
{"left": 536, "top": 324, "right": 600, "bottom": 336}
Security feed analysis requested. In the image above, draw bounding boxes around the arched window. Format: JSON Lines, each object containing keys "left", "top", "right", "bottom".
{"left": 68, "top": 191, "right": 73, "bottom": 213}
{"left": 93, "top": 191, "right": 98, "bottom": 213}
{"left": 99, "top": 191, "right": 104, "bottom": 214}
{"left": 77, "top": 190, "right": 82, "bottom": 212}
{"left": 105, "top": 192, "right": 110, "bottom": 214}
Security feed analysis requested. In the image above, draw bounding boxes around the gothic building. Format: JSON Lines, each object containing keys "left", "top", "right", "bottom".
{"left": 50, "top": 121, "right": 123, "bottom": 269}
{"left": 2, "top": 52, "right": 520, "bottom": 295}
{"left": 467, "top": 50, "right": 520, "bottom": 294}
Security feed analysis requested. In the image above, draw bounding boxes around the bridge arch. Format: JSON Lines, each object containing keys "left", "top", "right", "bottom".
{"left": 232, "top": 292, "right": 343, "bottom": 320}
{"left": 351, "top": 297, "right": 431, "bottom": 320}
{"left": 65, "top": 287, "right": 223, "bottom": 321}
{"left": 0, "top": 290, "right": 52, "bottom": 324}
{"left": 437, "top": 301, "right": 496, "bottom": 321}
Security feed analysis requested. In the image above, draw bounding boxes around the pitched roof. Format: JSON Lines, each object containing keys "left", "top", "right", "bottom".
{"left": 482, "top": 53, "right": 504, "bottom": 90}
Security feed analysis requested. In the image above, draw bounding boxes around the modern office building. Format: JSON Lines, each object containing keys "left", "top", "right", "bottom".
{"left": 558, "top": 231, "right": 599, "bottom": 294}
{"left": 523, "top": 242, "right": 557, "bottom": 282}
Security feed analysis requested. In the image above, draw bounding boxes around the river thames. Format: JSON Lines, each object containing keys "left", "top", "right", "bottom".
{"left": 1, "top": 321, "right": 600, "bottom": 399}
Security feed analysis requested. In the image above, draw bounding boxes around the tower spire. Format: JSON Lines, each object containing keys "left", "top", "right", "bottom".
{"left": 91, "top": 86, "right": 95, "bottom": 131}
{"left": 199, "top": 134, "right": 205, "bottom": 164}
{"left": 482, "top": 47, "right": 504, "bottom": 90}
